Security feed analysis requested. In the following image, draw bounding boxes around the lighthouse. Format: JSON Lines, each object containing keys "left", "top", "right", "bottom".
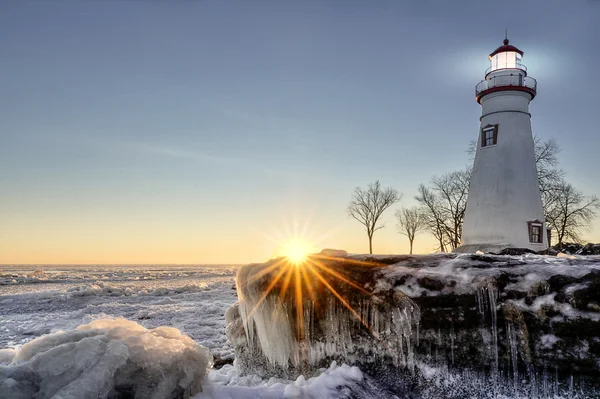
{"left": 458, "top": 38, "right": 548, "bottom": 253}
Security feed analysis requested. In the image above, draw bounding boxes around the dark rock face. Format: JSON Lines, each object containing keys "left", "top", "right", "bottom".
{"left": 580, "top": 243, "right": 600, "bottom": 256}
{"left": 227, "top": 253, "right": 600, "bottom": 397}
{"left": 494, "top": 248, "right": 538, "bottom": 255}
{"left": 545, "top": 242, "right": 600, "bottom": 255}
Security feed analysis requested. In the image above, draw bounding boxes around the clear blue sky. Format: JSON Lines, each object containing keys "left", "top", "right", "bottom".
{"left": 1, "top": 0, "right": 599, "bottom": 263}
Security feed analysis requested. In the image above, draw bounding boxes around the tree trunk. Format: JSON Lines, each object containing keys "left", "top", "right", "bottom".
{"left": 409, "top": 239, "right": 414, "bottom": 255}
{"left": 369, "top": 235, "right": 373, "bottom": 254}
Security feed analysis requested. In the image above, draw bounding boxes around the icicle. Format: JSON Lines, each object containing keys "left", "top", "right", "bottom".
{"left": 449, "top": 325, "right": 455, "bottom": 366}
{"left": 542, "top": 365, "right": 549, "bottom": 398}
{"left": 528, "top": 366, "right": 538, "bottom": 399}
{"left": 552, "top": 366, "right": 558, "bottom": 398}
{"left": 506, "top": 321, "right": 519, "bottom": 393}
{"left": 568, "top": 374, "right": 574, "bottom": 397}
{"left": 476, "top": 286, "right": 485, "bottom": 316}
{"left": 485, "top": 283, "right": 499, "bottom": 393}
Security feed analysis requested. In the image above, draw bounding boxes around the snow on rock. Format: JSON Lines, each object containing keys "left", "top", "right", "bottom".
{"left": 227, "top": 253, "right": 600, "bottom": 397}
{"left": 0, "top": 318, "right": 212, "bottom": 399}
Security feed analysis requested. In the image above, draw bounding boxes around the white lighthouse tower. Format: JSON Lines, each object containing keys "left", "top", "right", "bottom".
{"left": 458, "top": 38, "right": 548, "bottom": 253}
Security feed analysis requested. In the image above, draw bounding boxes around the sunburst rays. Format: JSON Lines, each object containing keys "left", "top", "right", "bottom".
{"left": 240, "top": 253, "right": 388, "bottom": 341}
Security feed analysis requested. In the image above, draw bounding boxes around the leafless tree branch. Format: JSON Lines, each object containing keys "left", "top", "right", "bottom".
{"left": 348, "top": 181, "right": 402, "bottom": 254}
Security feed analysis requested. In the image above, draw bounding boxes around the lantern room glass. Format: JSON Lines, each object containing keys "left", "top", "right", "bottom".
{"left": 489, "top": 51, "right": 522, "bottom": 73}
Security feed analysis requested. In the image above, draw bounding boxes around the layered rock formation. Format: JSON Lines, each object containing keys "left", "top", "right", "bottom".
{"left": 226, "top": 253, "right": 600, "bottom": 397}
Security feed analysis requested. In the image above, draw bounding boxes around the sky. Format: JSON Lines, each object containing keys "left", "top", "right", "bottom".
{"left": 1, "top": 0, "right": 599, "bottom": 264}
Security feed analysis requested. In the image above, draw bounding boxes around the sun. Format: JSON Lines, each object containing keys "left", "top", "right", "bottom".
{"left": 277, "top": 238, "right": 316, "bottom": 265}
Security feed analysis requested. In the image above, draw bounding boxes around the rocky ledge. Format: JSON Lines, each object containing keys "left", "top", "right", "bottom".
{"left": 226, "top": 253, "right": 600, "bottom": 398}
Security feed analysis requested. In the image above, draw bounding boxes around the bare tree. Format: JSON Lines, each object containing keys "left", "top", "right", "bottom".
{"left": 544, "top": 181, "right": 600, "bottom": 247}
{"left": 348, "top": 181, "right": 402, "bottom": 254}
{"left": 415, "top": 168, "right": 471, "bottom": 251}
{"left": 415, "top": 185, "right": 448, "bottom": 252}
{"left": 396, "top": 207, "right": 426, "bottom": 254}
{"left": 534, "top": 138, "right": 565, "bottom": 214}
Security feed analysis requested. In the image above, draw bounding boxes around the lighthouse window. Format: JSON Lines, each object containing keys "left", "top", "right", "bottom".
{"left": 481, "top": 125, "right": 498, "bottom": 147}
{"left": 528, "top": 221, "right": 544, "bottom": 244}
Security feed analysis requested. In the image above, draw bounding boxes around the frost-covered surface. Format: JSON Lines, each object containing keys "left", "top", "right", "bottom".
{"left": 233, "top": 256, "right": 420, "bottom": 380}
{"left": 0, "top": 318, "right": 212, "bottom": 399}
{"left": 228, "top": 253, "right": 600, "bottom": 397}
{"left": 0, "top": 265, "right": 238, "bottom": 362}
{"left": 196, "top": 361, "right": 370, "bottom": 399}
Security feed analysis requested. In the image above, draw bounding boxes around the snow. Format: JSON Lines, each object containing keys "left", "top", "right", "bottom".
{"left": 0, "top": 318, "right": 212, "bottom": 399}
{"left": 510, "top": 293, "right": 600, "bottom": 321}
{"left": 539, "top": 334, "right": 561, "bottom": 349}
{"left": 379, "top": 253, "right": 600, "bottom": 296}
{"left": 195, "top": 361, "right": 364, "bottom": 399}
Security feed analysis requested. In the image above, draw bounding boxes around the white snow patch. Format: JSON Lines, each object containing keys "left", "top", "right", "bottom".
{"left": 196, "top": 361, "right": 363, "bottom": 399}
{"left": 564, "top": 283, "right": 589, "bottom": 295}
{"left": 539, "top": 334, "right": 561, "bottom": 349}
{"left": 510, "top": 294, "right": 600, "bottom": 321}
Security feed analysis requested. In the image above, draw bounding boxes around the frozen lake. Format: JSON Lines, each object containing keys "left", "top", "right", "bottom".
{"left": 0, "top": 264, "right": 239, "bottom": 363}
{"left": 0, "top": 264, "right": 369, "bottom": 398}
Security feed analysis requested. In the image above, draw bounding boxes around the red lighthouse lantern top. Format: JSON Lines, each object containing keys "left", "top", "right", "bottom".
{"left": 486, "top": 38, "right": 526, "bottom": 77}
{"left": 475, "top": 37, "right": 537, "bottom": 104}
{"left": 489, "top": 39, "right": 524, "bottom": 59}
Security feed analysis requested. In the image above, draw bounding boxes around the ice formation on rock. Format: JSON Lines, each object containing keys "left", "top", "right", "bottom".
{"left": 227, "top": 253, "right": 600, "bottom": 397}
{"left": 0, "top": 318, "right": 212, "bottom": 399}
{"left": 233, "top": 255, "right": 420, "bottom": 378}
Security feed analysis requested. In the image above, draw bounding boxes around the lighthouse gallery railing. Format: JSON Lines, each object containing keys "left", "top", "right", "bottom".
{"left": 475, "top": 75, "right": 537, "bottom": 97}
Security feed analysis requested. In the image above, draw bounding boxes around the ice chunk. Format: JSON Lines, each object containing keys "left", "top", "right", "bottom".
{"left": 197, "top": 362, "right": 365, "bottom": 399}
{"left": 319, "top": 249, "right": 348, "bottom": 257}
{"left": 0, "top": 318, "right": 212, "bottom": 399}
{"left": 557, "top": 252, "right": 576, "bottom": 259}
{"left": 0, "top": 349, "right": 16, "bottom": 365}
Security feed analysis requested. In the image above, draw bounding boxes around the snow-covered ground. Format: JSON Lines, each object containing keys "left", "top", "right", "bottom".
{"left": 0, "top": 264, "right": 368, "bottom": 399}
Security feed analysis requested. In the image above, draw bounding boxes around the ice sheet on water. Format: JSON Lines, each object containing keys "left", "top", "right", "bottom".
{"left": 66, "top": 281, "right": 209, "bottom": 297}
{"left": 0, "top": 265, "right": 238, "bottom": 362}
{"left": 0, "top": 264, "right": 238, "bottom": 296}
{"left": 0, "top": 318, "right": 212, "bottom": 399}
